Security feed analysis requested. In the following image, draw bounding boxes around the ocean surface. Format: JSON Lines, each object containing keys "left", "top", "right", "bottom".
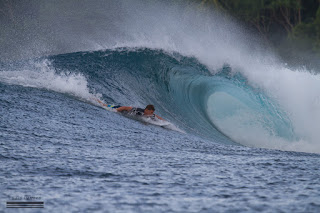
{"left": 1, "top": 48, "right": 320, "bottom": 212}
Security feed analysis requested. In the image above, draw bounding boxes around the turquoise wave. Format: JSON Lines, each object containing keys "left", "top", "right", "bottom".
{"left": 47, "top": 48, "right": 296, "bottom": 145}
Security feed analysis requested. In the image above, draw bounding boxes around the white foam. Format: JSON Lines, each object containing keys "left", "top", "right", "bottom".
{"left": 0, "top": 60, "right": 101, "bottom": 103}
{"left": 240, "top": 64, "right": 320, "bottom": 153}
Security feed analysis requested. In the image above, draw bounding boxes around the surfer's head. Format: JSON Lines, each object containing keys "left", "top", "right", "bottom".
{"left": 144, "top": 105, "right": 155, "bottom": 115}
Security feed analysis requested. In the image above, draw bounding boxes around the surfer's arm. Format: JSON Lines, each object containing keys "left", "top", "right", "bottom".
{"left": 116, "top": 106, "right": 132, "bottom": 112}
{"left": 155, "top": 114, "right": 165, "bottom": 121}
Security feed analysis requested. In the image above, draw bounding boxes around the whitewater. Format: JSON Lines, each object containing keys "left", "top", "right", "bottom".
{"left": 1, "top": 0, "right": 320, "bottom": 212}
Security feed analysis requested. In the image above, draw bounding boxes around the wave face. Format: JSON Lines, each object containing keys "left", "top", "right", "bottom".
{"left": 2, "top": 48, "right": 320, "bottom": 153}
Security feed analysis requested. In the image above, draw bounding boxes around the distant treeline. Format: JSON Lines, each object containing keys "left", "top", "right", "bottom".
{"left": 201, "top": 0, "right": 320, "bottom": 50}
{"left": 200, "top": 0, "right": 320, "bottom": 67}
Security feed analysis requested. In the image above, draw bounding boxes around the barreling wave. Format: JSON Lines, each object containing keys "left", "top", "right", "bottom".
{"left": 3, "top": 47, "right": 317, "bottom": 152}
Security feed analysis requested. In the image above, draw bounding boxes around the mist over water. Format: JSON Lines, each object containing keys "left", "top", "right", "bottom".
{"left": 1, "top": 0, "right": 320, "bottom": 153}
{"left": 1, "top": 0, "right": 266, "bottom": 62}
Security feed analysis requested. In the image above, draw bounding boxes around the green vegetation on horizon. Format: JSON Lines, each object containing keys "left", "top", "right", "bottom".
{"left": 201, "top": 0, "right": 320, "bottom": 68}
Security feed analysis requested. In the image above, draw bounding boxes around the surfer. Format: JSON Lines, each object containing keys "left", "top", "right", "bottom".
{"left": 116, "top": 105, "right": 165, "bottom": 120}
{"left": 95, "top": 99, "right": 165, "bottom": 120}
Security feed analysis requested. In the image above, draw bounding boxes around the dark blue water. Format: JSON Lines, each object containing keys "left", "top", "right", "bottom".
{"left": 1, "top": 48, "right": 320, "bottom": 212}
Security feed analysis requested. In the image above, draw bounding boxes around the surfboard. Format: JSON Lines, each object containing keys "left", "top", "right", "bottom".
{"left": 94, "top": 99, "right": 185, "bottom": 133}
